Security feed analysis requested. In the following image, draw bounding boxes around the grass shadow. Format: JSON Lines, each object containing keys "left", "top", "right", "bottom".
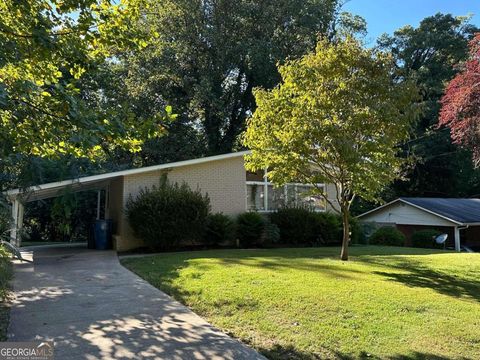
{"left": 259, "top": 344, "right": 463, "bottom": 360}
{"left": 124, "top": 246, "right": 480, "bottom": 303}
{"left": 356, "top": 255, "right": 480, "bottom": 302}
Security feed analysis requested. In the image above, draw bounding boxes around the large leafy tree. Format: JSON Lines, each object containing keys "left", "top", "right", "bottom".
{"left": 121, "top": 0, "right": 362, "bottom": 155}
{"left": 0, "top": 0, "right": 170, "bottom": 160}
{"left": 243, "top": 37, "right": 419, "bottom": 260}
{"left": 80, "top": 62, "right": 204, "bottom": 167}
{"left": 376, "top": 14, "right": 479, "bottom": 199}
{"left": 439, "top": 34, "right": 480, "bottom": 166}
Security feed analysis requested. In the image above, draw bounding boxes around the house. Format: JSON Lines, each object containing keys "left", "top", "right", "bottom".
{"left": 358, "top": 197, "right": 480, "bottom": 251}
{"left": 6, "top": 151, "right": 340, "bottom": 251}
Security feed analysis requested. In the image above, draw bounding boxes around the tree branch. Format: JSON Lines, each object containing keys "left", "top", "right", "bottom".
{"left": 11, "top": 97, "right": 66, "bottom": 121}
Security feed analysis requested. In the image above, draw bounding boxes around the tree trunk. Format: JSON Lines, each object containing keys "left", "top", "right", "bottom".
{"left": 340, "top": 208, "right": 350, "bottom": 261}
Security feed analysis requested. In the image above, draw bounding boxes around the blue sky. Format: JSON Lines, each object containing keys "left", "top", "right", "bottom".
{"left": 343, "top": 0, "right": 480, "bottom": 44}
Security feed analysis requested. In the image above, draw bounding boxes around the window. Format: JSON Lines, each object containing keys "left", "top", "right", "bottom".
{"left": 245, "top": 170, "right": 326, "bottom": 212}
{"left": 246, "top": 183, "right": 265, "bottom": 211}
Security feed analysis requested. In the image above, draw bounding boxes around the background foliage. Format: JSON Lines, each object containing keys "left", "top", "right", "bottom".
{"left": 0, "top": 0, "right": 172, "bottom": 160}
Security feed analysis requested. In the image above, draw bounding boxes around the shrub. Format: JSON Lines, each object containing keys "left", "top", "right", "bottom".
{"left": 369, "top": 226, "right": 405, "bottom": 246}
{"left": 270, "top": 206, "right": 318, "bottom": 245}
{"left": 259, "top": 222, "right": 280, "bottom": 247}
{"left": 0, "top": 244, "right": 12, "bottom": 341}
{"left": 270, "top": 206, "right": 343, "bottom": 245}
{"left": 0, "top": 246, "right": 12, "bottom": 297}
{"left": 356, "top": 222, "right": 378, "bottom": 245}
{"left": 236, "top": 212, "right": 266, "bottom": 247}
{"left": 204, "top": 213, "right": 235, "bottom": 246}
{"left": 0, "top": 201, "right": 10, "bottom": 242}
{"left": 316, "top": 212, "right": 343, "bottom": 245}
{"left": 126, "top": 175, "right": 211, "bottom": 250}
{"left": 411, "top": 229, "right": 442, "bottom": 249}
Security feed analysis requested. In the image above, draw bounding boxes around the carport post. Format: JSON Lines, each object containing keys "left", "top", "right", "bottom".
{"left": 96, "top": 190, "right": 101, "bottom": 220}
{"left": 10, "top": 199, "right": 24, "bottom": 247}
{"left": 454, "top": 226, "right": 461, "bottom": 252}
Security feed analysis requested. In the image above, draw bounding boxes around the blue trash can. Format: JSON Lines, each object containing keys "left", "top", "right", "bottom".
{"left": 94, "top": 219, "right": 112, "bottom": 250}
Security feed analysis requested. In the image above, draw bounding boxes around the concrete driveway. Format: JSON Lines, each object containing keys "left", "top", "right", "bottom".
{"left": 8, "top": 245, "right": 264, "bottom": 360}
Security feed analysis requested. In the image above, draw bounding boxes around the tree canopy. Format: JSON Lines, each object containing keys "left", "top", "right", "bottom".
{"left": 440, "top": 34, "right": 480, "bottom": 167}
{"left": 375, "top": 13, "right": 480, "bottom": 199}
{"left": 120, "top": 0, "right": 363, "bottom": 156}
{"left": 243, "top": 37, "right": 419, "bottom": 260}
{"left": 0, "top": 0, "right": 172, "bottom": 160}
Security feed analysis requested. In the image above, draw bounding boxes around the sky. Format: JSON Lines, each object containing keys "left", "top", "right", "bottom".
{"left": 343, "top": 0, "right": 480, "bottom": 44}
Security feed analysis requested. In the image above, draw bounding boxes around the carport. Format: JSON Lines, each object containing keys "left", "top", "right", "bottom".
{"left": 6, "top": 175, "right": 117, "bottom": 247}
{"left": 358, "top": 197, "right": 480, "bottom": 251}
{"left": 5, "top": 151, "right": 251, "bottom": 251}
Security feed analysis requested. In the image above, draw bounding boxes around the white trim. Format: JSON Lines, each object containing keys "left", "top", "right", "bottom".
{"left": 357, "top": 198, "right": 463, "bottom": 226}
{"left": 246, "top": 171, "right": 326, "bottom": 212}
{"left": 264, "top": 168, "right": 269, "bottom": 211}
{"left": 356, "top": 199, "right": 403, "bottom": 219}
{"left": 5, "top": 151, "right": 250, "bottom": 201}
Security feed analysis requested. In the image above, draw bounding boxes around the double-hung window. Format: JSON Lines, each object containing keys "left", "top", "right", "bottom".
{"left": 246, "top": 169, "right": 326, "bottom": 212}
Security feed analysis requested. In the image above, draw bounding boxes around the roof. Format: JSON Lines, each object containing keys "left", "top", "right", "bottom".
{"left": 358, "top": 197, "right": 480, "bottom": 225}
{"left": 6, "top": 151, "right": 250, "bottom": 202}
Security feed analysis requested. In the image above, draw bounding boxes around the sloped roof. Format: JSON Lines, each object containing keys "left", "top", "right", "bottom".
{"left": 5, "top": 151, "right": 250, "bottom": 202}
{"left": 400, "top": 197, "right": 480, "bottom": 224}
{"left": 358, "top": 197, "right": 480, "bottom": 225}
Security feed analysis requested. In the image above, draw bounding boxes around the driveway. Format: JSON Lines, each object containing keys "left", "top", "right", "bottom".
{"left": 8, "top": 245, "right": 264, "bottom": 360}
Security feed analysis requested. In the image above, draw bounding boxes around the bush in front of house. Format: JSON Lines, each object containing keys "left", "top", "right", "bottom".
{"left": 411, "top": 229, "right": 442, "bottom": 249}
{"left": 317, "top": 212, "right": 343, "bottom": 245}
{"left": 356, "top": 221, "right": 378, "bottom": 245}
{"left": 204, "top": 213, "right": 236, "bottom": 246}
{"left": 269, "top": 206, "right": 318, "bottom": 245}
{"left": 126, "top": 175, "right": 211, "bottom": 250}
{"left": 236, "top": 212, "right": 266, "bottom": 247}
{"left": 369, "top": 226, "right": 405, "bottom": 246}
{"left": 270, "top": 206, "right": 343, "bottom": 245}
{"left": 259, "top": 222, "right": 281, "bottom": 247}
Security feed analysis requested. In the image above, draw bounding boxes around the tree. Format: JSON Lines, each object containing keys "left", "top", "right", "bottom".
{"left": 376, "top": 14, "right": 479, "bottom": 199}
{"left": 0, "top": 0, "right": 171, "bottom": 160}
{"left": 242, "top": 37, "right": 419, "bottom": 260}
{"left": 439, "top": 34, "right": 480, "bottom": 167}
{"left": 121, "top": 0, "right": 364, "bottom": 155}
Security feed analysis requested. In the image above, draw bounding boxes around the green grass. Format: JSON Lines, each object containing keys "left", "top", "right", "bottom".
{"left": 121, "top": 246, "right": 480, "bottom": 360}
{"left": 0, "top": 246, "right": 13, "bottom": 341}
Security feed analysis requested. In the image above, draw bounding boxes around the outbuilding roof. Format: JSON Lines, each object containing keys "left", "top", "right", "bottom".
{"left": 358, "top": 197, "right": 480, "bottom": 225}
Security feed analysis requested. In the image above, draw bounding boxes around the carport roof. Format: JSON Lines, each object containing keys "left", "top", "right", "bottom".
{"left": 358, "top": 197, "right": 480, "bottom": 225}
{"left": 5, "top": 151, "right": 249, "bottom": 202}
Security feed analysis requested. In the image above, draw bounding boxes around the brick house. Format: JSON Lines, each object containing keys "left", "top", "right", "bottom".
{"left": 6, "top": 151, "right": 340, "bottom": 251}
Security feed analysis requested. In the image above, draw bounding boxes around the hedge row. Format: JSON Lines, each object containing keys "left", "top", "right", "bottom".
{"left": 367, "top": 226, "right": 445, "bottom": 249}
{"left": 126, "top": 177, "right": 359, "bottom": 250}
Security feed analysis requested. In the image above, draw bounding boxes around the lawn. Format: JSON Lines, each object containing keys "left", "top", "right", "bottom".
{"left": 121, "top": 246, "right": 480, "bottom": 360}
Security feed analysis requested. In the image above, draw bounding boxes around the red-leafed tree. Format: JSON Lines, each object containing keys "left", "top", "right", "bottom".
{"left": 439, "top": 33, "right": 480, "bottom": 166}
